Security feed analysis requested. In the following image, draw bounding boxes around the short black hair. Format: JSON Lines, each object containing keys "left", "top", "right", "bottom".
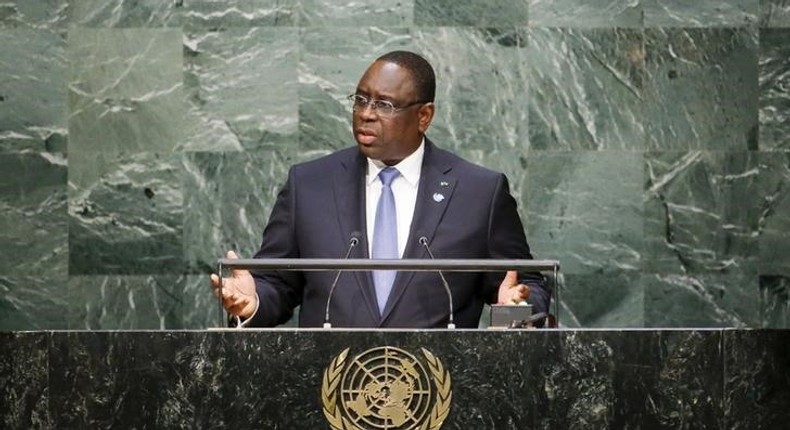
{"left": 376, "top": 50, "right": 436, "bottom": 103}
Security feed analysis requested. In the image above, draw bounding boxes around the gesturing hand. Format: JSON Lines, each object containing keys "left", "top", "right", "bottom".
{"left": 209, "top": 250, "right": 258, "bottom": 319}
{"left": 497, "top": 270, "right": 530, "bottom": 305}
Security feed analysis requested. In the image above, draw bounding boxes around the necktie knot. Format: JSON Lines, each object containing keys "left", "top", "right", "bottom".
{"left": 378, "top": 167, "right": 400, "bottom": 187}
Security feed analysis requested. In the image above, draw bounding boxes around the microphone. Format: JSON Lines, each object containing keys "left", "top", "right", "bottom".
{"left": 418, "top": 236, "right": 455, "bottom": 329}
{"left": 323, "top": 231, "right": 362, "bottom": 328}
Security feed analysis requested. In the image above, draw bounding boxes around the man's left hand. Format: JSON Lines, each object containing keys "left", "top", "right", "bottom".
{"left": 497, "top": 270, "right": 530, "bottom": 305}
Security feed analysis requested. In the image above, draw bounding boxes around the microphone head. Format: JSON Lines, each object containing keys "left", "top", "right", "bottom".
{"left": 418, "top": 236, "right": 428, "bottom": 246}
{"left": 349, "top": 231, "right": 362, "bottom": 246}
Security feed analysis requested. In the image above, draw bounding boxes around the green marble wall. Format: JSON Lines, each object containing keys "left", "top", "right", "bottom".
{"left": 1, "top": 0, "right": 788, "bottom": 330}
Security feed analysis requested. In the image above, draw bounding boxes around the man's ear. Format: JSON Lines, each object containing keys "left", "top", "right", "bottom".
{"left": 418, "top": 103, "right": 435, "bottom": 134}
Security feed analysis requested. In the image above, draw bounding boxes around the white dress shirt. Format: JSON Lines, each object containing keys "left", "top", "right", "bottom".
{"left": 365, "top": 140, "right": 425, "bottom": 258}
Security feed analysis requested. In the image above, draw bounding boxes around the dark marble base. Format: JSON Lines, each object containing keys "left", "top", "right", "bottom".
{"left": 1, "top": 329, "right": 788, "bottom": 429}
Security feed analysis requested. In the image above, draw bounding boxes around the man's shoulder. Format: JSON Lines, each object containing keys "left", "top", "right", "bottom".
{"left": 429, "top": 142, "right": 505, "bottom": 180}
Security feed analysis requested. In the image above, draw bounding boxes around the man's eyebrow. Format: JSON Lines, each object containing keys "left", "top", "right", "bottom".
{"left": 353, "top": 88, "right": 397, "bottom": 101}
{"left": 365, "top": 92, "right": 397, "bottom": 102}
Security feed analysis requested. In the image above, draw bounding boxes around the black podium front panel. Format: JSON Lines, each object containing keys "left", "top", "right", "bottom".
{"left": 1, "top": 329, "right": 789, "bottom": 429}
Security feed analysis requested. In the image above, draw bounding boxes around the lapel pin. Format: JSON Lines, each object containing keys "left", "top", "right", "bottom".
{"left": 440, "top": 181, "right": 449, "bottom": 187}
{"left": 432, "top": 193, "right": 445, "bottom": 203}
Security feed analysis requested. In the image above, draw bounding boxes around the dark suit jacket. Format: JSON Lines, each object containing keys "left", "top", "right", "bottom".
{"left": 249, "top": 139, "right": 549, "bottom": 328}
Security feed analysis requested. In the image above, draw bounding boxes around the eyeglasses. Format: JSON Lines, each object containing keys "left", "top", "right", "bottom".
{"left": 347, "top": 94, "right": 427, "bottom": 117}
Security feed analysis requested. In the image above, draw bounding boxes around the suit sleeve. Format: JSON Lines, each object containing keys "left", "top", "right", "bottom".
{"left": 246, "top": 167, "right": 305, "bottom": 327}
{"left": 485, "top": 173, "right": 551, "bottom": 315}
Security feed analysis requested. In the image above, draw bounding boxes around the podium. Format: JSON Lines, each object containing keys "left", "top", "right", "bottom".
{"left": 2, "top": 329, "right": 789, "bottom": 428}
{"left": 215, "top": 258, "right": 563, "bottom": 328}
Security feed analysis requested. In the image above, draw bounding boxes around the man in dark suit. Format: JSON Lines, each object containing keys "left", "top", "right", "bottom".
{"left": 210, "top": 50, "right": 549, "bottom": 328}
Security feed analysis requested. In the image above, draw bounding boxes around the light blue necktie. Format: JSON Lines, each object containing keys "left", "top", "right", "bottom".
{"left": 372, "top": 167, "right": 400, "bottom": 314}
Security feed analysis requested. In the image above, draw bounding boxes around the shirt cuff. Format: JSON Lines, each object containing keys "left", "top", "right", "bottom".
{"left": 234, "top": 292, "right": 260, "bottom": 328}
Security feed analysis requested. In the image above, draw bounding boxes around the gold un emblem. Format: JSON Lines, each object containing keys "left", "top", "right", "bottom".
{"left": 321, "top": 346, "right": 452, "bottom": 430}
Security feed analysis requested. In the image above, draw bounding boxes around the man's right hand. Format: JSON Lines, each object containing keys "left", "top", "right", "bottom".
{"left": 209, "top": 250, "right": 258, "bottom": 320}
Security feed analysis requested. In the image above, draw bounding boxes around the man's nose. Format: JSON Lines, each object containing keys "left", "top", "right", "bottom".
{"left": 357, "top": 103, "right": 379, "bottom": 120}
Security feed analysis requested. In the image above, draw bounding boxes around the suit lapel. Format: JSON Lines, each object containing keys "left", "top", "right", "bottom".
{"left": 380, "top": 140, "right": 457, "bottom": 324}
{"left": 332, "top": 151, "right": 381, "bottom": 324}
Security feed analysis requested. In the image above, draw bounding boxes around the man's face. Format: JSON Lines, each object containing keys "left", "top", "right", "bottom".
{"left": 352, "top": 60, "right": 434, "bottom": 165}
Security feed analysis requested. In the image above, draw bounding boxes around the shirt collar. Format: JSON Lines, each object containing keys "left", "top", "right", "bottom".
{"left": 366, "top": 138, "right": 425, "bottom": 187}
